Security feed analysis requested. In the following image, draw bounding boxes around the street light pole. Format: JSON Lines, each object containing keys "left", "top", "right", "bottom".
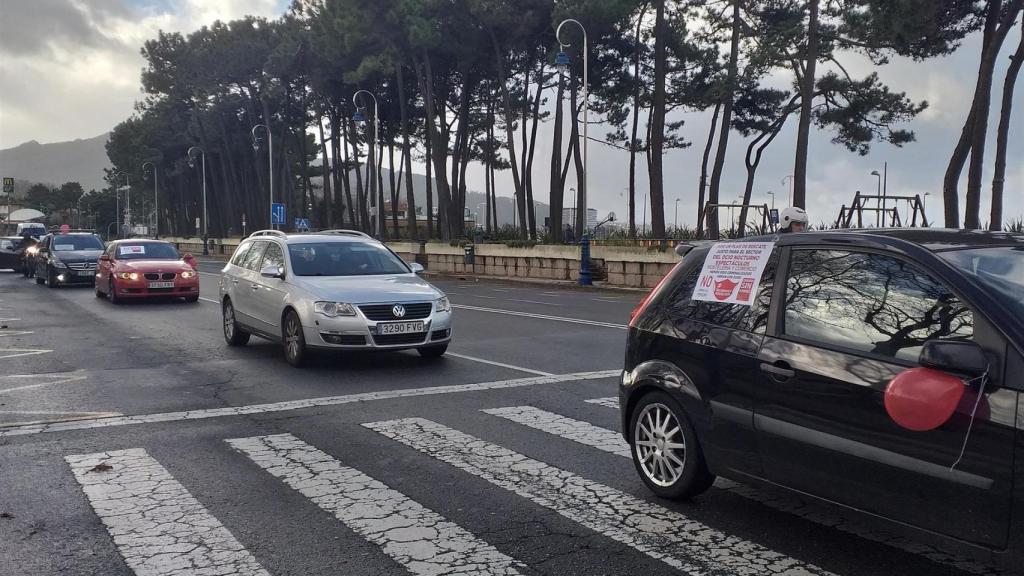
{"left": 767, "top": 191, "right": 775, "bottom": 210}
{"left": 252, "top": 124, "right": 273, "bottom": 229}
{"left": 674, "top": 198, "right": 679, "bottom": 231}
{"left": 557, "top": 18, "right": 590, "bottom": 285}
{"left": 142, "top": 162, "right": 158, "bottom": 238}
{"left": 871, "top": 169, "right": 882, "bottom": 227}
{"left": 352, "top": 90, "right": 380, "bottom": 238}
{"left": 782, "top": 175, "right": 794, "bottom": 206}
{"left": 187, "top": 146, "right": 208, "bottom": 255}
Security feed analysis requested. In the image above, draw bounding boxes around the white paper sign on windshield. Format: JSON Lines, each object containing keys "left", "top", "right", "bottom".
{"left": 119, "top": 245, "right": 146, "bottom": 256}
{"left": 692, "top": 242, "right": 775, "bottom": 306}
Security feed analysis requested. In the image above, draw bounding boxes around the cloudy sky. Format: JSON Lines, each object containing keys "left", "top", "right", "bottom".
{"left": 0, "top": 0, "right": 1021, "bottom": 229}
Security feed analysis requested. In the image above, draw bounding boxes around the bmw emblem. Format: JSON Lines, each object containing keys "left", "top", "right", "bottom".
{"left": 392, "top": 304, "right": 406, "bottom": 318}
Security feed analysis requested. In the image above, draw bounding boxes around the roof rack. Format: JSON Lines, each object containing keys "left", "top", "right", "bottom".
{"left": 319, "top": 229, "right": 372, "bottom": 239}
{"left": 249, "top": 229, "right": 288, "bottom": 239}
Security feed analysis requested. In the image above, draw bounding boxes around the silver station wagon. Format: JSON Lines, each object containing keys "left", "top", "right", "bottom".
{"left": 219, "top": 230, "right": 452, "bottom": 366}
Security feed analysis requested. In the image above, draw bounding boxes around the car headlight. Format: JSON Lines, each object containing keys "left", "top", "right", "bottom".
{"left": 26, "top": 246, "right": 39, "bottom": 255}
{"left": 50, "top": 257, "right": 67, "bottom": 268}
{"left": 180, "top": 270, "right": 196, "bottom": 279}
{"left": 314, "top": 301, "right": 356, "bottom": 317}
{"left": 435, "top": 296, "right": 452, "bottom": 313}
{"left": 117, "top": 272, "right": 139, "bottom": 280}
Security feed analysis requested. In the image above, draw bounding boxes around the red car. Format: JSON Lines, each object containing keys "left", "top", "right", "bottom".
{"left": 95, "top": 240, "right": 200, "bottom": 304}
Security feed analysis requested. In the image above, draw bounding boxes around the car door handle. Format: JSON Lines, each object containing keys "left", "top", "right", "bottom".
{"left": 250, "top": 283, "right": 260, "bottom": 290}
{"left": 760, "top": 362, "right": 795, "bottom": 380}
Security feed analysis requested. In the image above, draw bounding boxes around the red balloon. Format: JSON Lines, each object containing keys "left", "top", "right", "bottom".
{"left": 60, "top": 224, "right": 70, "bottom": 233}
{"left": 885, "top": 367, "right": 965, "bottom": 432}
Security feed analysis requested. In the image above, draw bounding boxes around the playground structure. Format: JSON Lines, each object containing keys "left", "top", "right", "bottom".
{"left": 700, "top": 202, "right": 776, "bottom": 238}
{"left": 835, "top": 192, "right": 929, "bottom": 229}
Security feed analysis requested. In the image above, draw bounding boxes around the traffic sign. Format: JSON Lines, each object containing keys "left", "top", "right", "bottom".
{"left": 271, "top": 203, "right": 286, "bottom": 226}
{"left": 769, "top": 209, "right": 780, "bottom": 225}
{"left": 2, "top": 177, "right": 13, "bottom": 194}
{"left": 294, "top": 217, "right": 311, "bottom": 231}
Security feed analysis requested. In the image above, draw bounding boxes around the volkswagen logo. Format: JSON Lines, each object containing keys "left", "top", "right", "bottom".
{"left": 392, "top": 304, "right": 406, "bottom": 318}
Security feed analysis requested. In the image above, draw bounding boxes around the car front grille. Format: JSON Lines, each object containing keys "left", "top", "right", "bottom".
{"left": 359, "top": 303, "right": 433, "bottom": 321}
{"left": 66, "top": 262, "right": 96, "bottom": 271}
{"left": 372, "top": 333, "right": 428, "bottom": 346}
{"left": 144, "top": 272, "right": 176, "bottom": 280}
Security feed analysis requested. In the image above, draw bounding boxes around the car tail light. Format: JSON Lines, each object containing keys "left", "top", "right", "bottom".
{"left": 629, "top": 267, "right": 676, "bottom": 328}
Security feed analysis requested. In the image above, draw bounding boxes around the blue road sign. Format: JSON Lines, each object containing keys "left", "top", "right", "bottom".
{"left": 271, "top": 203, "right": 286, "bottom": 226}
{"left": 294, "top": 217, "right": 311, "bottom": 231}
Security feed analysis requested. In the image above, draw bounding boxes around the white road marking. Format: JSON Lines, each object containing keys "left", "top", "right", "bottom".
{"left": 452, "top": 304, "right": 628, "bottom": 330}
{"left": 0, "top": 411, "right": 123, "bottom": 427}
{"left": 569, "top": 403, "right": 1002, "bottom": 575}
{"left": 0, "top": 348, "right": 52, "bottom": 360}
{"left": 229, "top": 434, "right": 526, "bottom": 575}
{"left": 0, "top": 317, "right": 23, "bottom": 322}
{"left": 198, "top": 271, "right": 219, "bottom": 277}
{"left": 585, "top": 397, "right": 619, "bottom": 409}
{"left": 0, "top": 370, "right": 618, "bottom": 438}
{"left": 509, "top": 298, "right": 561, "bottom": 307}
{"left": 446, "top": 353, "right": 553, "bottom": 376}
{"left": 365, "top": 418, "right": 836, "bottom": 576}
{"left": 198, "top": 296, "right": 219, "bottom": 304}
{"left": 0, "top": 330, "right": 34, "bottom": 337}
{"left": 66, "top": 448, "right": 271, "bottom": 576}
{"left": 491, "top": 288, "right": 512, "bottom": 293}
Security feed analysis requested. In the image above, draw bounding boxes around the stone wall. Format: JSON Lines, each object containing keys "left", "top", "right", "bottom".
{"left": 163, "top": 237, "right": 679, "bottom": 289}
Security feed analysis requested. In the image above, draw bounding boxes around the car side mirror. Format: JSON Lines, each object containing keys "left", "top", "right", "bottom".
{"left": 410, "top": 262, "right": 424, "bottom": 274}
{"left": 260, "top": 265, "right": 285, "bottom": 279}
{"left": 919, "top": 340, "right": 988, "bottom": 378}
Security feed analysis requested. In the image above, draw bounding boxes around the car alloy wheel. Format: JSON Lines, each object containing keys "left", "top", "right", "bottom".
{"left": 222, "top": 300, "right": 249, "bottom": 346}
{"left": 634, "top": 402, "right": 687, "bottom": 487}
{"left": 629, "top": 391, "right": 714, "bottom": 499}
{"left": 108, "top": 278, "right": 121, "bottom": 304}
{"left": 283, "top": 310, "right": 307, "bottom": 367}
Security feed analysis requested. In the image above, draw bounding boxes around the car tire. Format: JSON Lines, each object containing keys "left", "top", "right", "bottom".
{"left": 417, "top": 343, "right": 448, "bottom": 358}
{"left": 282, "top": 310, "right": 307, "bottom": 367}
{"left": 629, "top": 390, "right": 715, "bottom": 500}
{"left": 35, "top": 269, "right": 44, "bottom": 285}
{"left": 108, "top": 278, "right": 122, "bottom": 305}
{"left": 222, "top": 300, "right": 250, "bottom": 346}
{"left": 46, "top": 269, "right": 58, "bottom": 288}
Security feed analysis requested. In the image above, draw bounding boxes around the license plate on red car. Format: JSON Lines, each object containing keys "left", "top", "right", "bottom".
{"left": 148, "top": 281, "right": 174, "bottom": 289}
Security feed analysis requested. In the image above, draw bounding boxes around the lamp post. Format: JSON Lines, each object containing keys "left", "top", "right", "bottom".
{"left": 187, "top": 146, "right": 209, "bottom": 255}
{"left": 674, "top": 198, "right": 680, "bottom": 231}
{"left": 923, "top": 192, "right": 931, "bottom": 224}
{"left": 871, "top": 169, "right": 882, "bottom": 227}
{"left": 781, "top": 175, "right": 794, "bottom": 206}
{"left": 556, "top": 18, "right": 590, "bottom": 285}
{"left": 142, "top": 162, "right": 158, "bottom": 238}
{"left": 252, "top": 124, "right": 274, "bottom": 229}
{"left": 352, "top": 90, "right": 380, "bottom": 238}
{"left": 767, "top": 191, "right": 775, "bottom": 210}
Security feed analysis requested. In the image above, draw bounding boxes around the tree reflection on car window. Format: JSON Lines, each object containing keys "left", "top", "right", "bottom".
{"left": 784, "top": 250, "right": 973, "bottom": 361}
{"left": 288, "top": 242, "right": 409, "bottom": 276}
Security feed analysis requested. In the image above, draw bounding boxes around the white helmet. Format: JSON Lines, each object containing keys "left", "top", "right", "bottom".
{"left": 780, "top": 207, "right": 808, "bottom": 229}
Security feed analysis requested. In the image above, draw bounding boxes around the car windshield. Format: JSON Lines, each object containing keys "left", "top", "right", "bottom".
{"left": 52, "top": 235, "right": 104, "bottom": 251}
{"left": 116, "top": 243, "right": 179, "bottom": 260}
{"left": 288, "top": 242, "right": 409, "bottom": 276}
{"left": 939, "top": 247, "right": 1024, "bottom": 319}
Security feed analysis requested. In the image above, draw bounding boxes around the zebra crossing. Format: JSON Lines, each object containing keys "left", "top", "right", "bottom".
{"left": 61, "top": 395, "right": 998, "bottom": 576}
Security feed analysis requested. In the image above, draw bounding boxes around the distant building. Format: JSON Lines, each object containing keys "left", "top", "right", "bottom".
{"left": 562, "top": 208, "right": 598, "bottom": 230}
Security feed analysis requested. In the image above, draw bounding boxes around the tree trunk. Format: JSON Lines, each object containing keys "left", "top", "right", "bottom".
{"left": 397, "top": 65, "right": 418, "bottom": 239}
{"left": 739, "top": 102, "right": 795, "bottom": 234}
{"left": 416, "top": 53, "right": 454, "bottom": 240}
{"left": 697, "top": 103, "right": 721, "bottom": 237}
{"left": 991, "top": 20, "right": 1024, "bottom": 230}
{"left": 966, "top": 1, "right": 1022, "bottom": 228}
{"left": 489, "top": 28, "right": 527, "bottom": 239}
{"left": 569, "top": 76, "right": 586, "bottom": 235}
{"left": 793, "top": 0, "right": 821, "bottom": 209}
{"left": 628, "top": 4, "right": 649, "bottom": 238}
{"left": 648, "top": 0, "right": 668, "bottom": 238}
{"left": 340, "top": 112, "right": 356, "bottom": 228}
{"left": 317, "top": 110, "right": 333, "bottom": 228}
{"left": 426, "top": 120, "right": 434, "bottom": 239}
{"left": 388, "top": 138, "right": 399, "bottom": 235}
{"left": 550, "top": 72, "right": 566, "bottom": 242}
{"left": 708, "top": 1, "right": 742, "bottom": 238}
{"left": 524, "top": 61, "right": 544, "bottom": 239}
{"left": 347, "top": 116, "right": 367, "bottom": 231}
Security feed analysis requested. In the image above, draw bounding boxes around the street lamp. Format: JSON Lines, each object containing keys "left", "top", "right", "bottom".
{"left": 767, "top": 191, "right": 775, "bottom": 210}
{"left": 352, "top": 90, "right": 380, "bottom": 238}
{"left": 871, "top": 170, "right": 882, "bottom": 227}
{"left": 142, "top": 161, "right": 158, "bottom": 238}
{"left": 556, "top": 18, "right": 590, "bottom": 285}
{"left": 187, "top": 146, "right": 209, "bottom": 255}
{"left": 781, "top": 175, "right": 794, "bottom": 206}
{"left": 111, "top": 172, "right": 130, "bottom": 238}
{"left": 252, "top": 124, "right": 274, "bottom": 229}
{"left": 674, "top": 198, "right": 680, "bottom": 231}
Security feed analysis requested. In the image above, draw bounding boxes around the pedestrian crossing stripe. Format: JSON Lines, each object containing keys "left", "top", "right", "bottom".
{"left": 227, "top": 433, "right": 527, "bottom": 576}
{"left": 66, "top": 449, "right": 271, "bottom": 576}
{"left": 364, "top": 417, "right": 837, "bottom": 576}
{"left": 584, "top": 396, "right": 618, "bottom": 409}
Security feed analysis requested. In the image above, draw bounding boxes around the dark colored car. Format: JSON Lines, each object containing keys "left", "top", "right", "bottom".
{"left": 621, "top": 229, "right": 1024, "bottom": 567}
{"left": 0, "top": 236, "right": 20, "bottom": 270}
{"left": 33, "top": 232, "right": 105, "bottom": 287}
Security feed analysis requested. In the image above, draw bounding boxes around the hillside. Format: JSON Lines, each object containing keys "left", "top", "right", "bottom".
{"left": 0, "top": 133, "right": 111, "bottom": 196}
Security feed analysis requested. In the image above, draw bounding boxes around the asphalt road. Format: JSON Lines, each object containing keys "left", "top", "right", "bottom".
{"left": 0, "top": 263, "right": 1012, "bottom": 576}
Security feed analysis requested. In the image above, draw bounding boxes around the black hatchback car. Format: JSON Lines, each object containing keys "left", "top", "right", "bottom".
{"left": 621, "top": 229, "right": 1024, "bottom": 564}
{"left": 33, "top": 231, "right": 105, "bottom": 287}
